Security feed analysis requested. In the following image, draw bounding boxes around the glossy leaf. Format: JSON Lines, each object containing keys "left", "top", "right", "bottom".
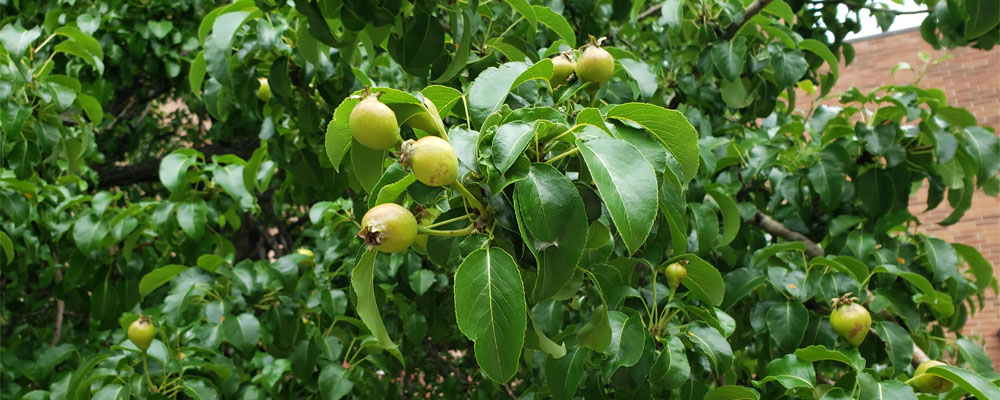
{"left": 577, "top": 138, "right": 658, "bottom": 254}
{"left": 454, "top": 247, "right": 527, "bottom": 383}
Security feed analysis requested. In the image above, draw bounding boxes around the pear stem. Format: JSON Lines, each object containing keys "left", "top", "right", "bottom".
{"left": 452, "top": 181, "right": 486, "bottom": 215}
{"left": 419, "top": 224, "right": 476, "bottom": 237}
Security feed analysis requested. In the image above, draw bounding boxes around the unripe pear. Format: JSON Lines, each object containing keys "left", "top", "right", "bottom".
{"left": 402, "top": 136, "right": 459, "bottom": 187}
{"left": 256, "top": 78, "right": 271, "bottom": 102}
{"left": 128, "top": 315, "right": 155, "bottom": 352}
{"left": 358, "top": 203, "right": 417, "bottom": 253}
{"left": 909, "top": 360, "right": 953, "bottom": 393}
{"left": 829, "top": 295, "right": 871, "bottom": 347}
{"left": 296, "top": 248, "right": 315, "bottom": 266}
{"left": 406, "top": 97, "right": 445, "bottom": 136}
{"left": 350, "top": 92, "right": 401, "bottom": 150}
{"left": 575, "top": 36, "right": 614, "bottom": 85}
{"left": 665, "top": 262, "right": 687, "bottom": 290}
{"left": 550, "top": 53, "right": 575, "bottom": 87}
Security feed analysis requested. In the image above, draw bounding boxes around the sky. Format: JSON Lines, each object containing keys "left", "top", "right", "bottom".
{"left": 842, "top": 0, "right": 928, "bottom": 39}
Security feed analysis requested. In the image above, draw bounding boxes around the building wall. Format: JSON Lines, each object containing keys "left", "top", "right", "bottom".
{"left": 820, "top": 28, "right": 1000, "bottom": 369}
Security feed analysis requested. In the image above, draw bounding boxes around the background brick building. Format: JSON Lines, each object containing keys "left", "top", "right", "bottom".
{"left": 819, "top": 27, "right": 1000, "bottom": 369}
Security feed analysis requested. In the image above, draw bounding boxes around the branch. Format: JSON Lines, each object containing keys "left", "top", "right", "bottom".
{"left": 638, "top": 4, "right": 663, "bottom": 20}
{"left": 50, "top": 264, "right": 64, "bottom": 346}
{"left": 750, "top": 211, "right": 825, "bottom": 258}
{"left": 722, "top": 0, "right": 774, "bottom": 40}
{"left": 94, "top": 138, "right": 260, "bottom": 189}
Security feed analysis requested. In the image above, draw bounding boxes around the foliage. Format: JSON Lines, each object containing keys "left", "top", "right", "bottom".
{"left": 2, "top": 0, "right": 999, "bottom": 398}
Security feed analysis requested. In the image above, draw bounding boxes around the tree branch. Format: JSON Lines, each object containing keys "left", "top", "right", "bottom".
{"left": 750, "top": 211, "right": 825, "bottom": 258}
{"left": 94, "top": 138, "right": 260, "bottom": 189}
{"left": 638, "top": 4, "right": 663, "bottom": 20}
{"left": 722, "top": 0, "right": 774, "bottom": 40}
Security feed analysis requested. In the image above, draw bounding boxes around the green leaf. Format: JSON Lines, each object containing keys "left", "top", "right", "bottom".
{"left": 529, "top": 314, "right": 566, "bottom": 358}
{"left": 712, "top": 36, "right": 747, "bottom": 81}
{"left": 181, "top": 377, "right": 219, "bottom": 400}
{"left": 214, "top": 164, "right": 254, "bottom": 211}
{"left": 667, "top": 254, "right": 725, "bottom": 306}
{"left": 963, "top": 127, "right": 1000, "bottom": 182}
{"left": 544, "top": 346, "right": 587, "bottom": 400}
{"left": 722, "top": 268, "right": 765, "bottom": 310}
{"left": 532, "top": 6, "right": 576, "bottom": 47}
{"left": 602, "top": 311, "right": 645, "bottom": 379}
{"left": 139, "top": 265, "right": 188, "bottom": 298}
{"left": 856, "top": 168, "right": 894, "bottom": 216}
{"left": 432, "top": 5, "right": 474, "bottom": 83}
{"left": 222, "top": 313, "right": 259, "bottom": 357}
{"left": 0, "top": 231, "right": 13, "bottom": 264}
{"left": 605, "top": 103, "right": 700, "bottom": 183}
{"left": 769, "top": 48, "right": 808, "bottom": 88}
{"left": 468, "top": 62, "right": 531, "bottom": 128}
{"left": 649, "top": 336, "right": 690, "bottom": 389}
{"left": 873, "top": 264, "right": 954, "bottom": 317}
{"left": 685, "top": 323, "right": 733, "bottom": 374}
{"left": 75, "top": 93, "right": 103, "bottom": 125}
{"left": 72, "top": 211, "right": 110, "bottom": 253}
{"left": 577, "top": 304, "right": 612, "bottom": 352}
{"left": 176, "top": 201, "right": 208, "bottom": 240}
{"left": 875, "top": 321, "right": 913, "bottom": 373}
{"left": 319, "top": 364, "right": 354, "bottom": 400}
{"left": 325, "top": 98, "right": 358, "bottom": 171}
{"left": 159, "top": 152, "right": 197, "bottom": 194}
{"left": 196, "top": 254, "right": 230, "bottom": 273}
{"left": 204, "top": 11, "right": 256, "bottom": 87}
{"left": 351, "top": 141, "right": 385, "bottom": 193}
{"left": 148, "top": 20, "right": 174, "bottom": 39}
{"left": 352, "top": 251, "right": 395, "bottom": 348}
{"left": 952, "top": 243, "right": 996, "bottom": 296}
{"left": 514, "top": 164, "right": 587, "bottom": 300}
{"left": 408, "top": 270, "right": 435, "bottom": 296}
{"left": 921, "top": 237, "right": 959, "bottom": 282}
{"left": 618, "top": 58, "right": 658, "bottom": 98}
{"left": 577, "top": 138, "right": 658, "bottom": 254}
{"left": 453, "top": 247, "right": 527, "bottom": 383}
{"left": 808, "top": 152, "right": 844, "bottom": 209}
{"left": 0, "top": 25, "right": 41, "bottom": 60}
{"left": 925, "top": 365, "right": 1000, "bottom": 400}
{"left": 964, "top": 0, "right": 1000, "bottom": 39}
{"left": 492, "top": 122, "right": 535, "bottom": 174}
{"left": 505, "top": 0, "right": 537, "bottom": 27}
{"left": 760, "top": 354, "right": 815, "bottom": 389}
{"left": 956, "top": 338, "right": 995, "bottom": 374}
{"left": 798, "top": 39, "right": 839, "bottom": 93}
{"left": 794, "top": 345, "right": 865, "bottom": 372}
{"left": 190, "top": 51, "right": 207, "bottom": 95}
{"left": 421, "top": 85, "right": 464, "bottom": 117}
{"left": 857, "top": 374, "right": 917, "bottom": 400}
{"left": 766, "top": 301, "right": 808, "bottom": 352}
{"left": 705, "top": 385, "right": 760, "bottom": 400}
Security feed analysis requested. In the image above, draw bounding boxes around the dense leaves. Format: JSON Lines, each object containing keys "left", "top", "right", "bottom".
{"left": 2, "top": 0, "right": 999, "bottom": 398}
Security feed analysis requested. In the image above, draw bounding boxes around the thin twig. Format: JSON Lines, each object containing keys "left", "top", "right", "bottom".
{"left": 750, "top": 211, "right": 824, "bottom": 258}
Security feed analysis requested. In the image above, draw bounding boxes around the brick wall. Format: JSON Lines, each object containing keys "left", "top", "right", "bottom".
{"left": 818, "top": 28, "right": 1000, "bottom": 369}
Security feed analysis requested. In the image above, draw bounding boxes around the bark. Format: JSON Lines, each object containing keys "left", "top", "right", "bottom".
{"left": 750, "top": 212, "right": 825, "bottom": 258}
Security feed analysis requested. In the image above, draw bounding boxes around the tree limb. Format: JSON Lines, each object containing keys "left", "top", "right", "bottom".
{"left": 750, "top": 211, "right": 825, "bottom": 258}
{"left": 638, "top": 4, "right": 663, "bottom": 20}
{"left": 722, "top": 0, "right": 774, "bottom": 40}
{"left": 94, "top": 138, "right": 260, "bottom": 189}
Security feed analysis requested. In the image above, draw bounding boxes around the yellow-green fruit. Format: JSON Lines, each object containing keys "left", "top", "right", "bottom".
{"left": 406, "top": 97, "right": 444, "bottom": 135}
{"left": 256, "top": 78, "right": 271, "bottom": 102}
{"left": 296, "top": 248, "right": 315, "bottom": 266}
{"left": 830, "top": 302, "right": 871, "bottom": 347}
{"left": 350, "top": 96, "right": 401, "bottom": 150}
{"left": 405, "top": 136, "right": 459, "bottom": 187}
{"left": 575, "top": 42, "right": 614, "bottom": 85}
{"left": 412, "top": 208, "right": 443, "bottom": 255}
{"left": 358, "top": 203, "right": 417, "bottom": 253}
{"left": 128, "top": 316, "right": 155, "bottom": 352}
{"left": 910, "top": 360, "right": 953, "bottom": 393}
{"left": 665, "top": 262, "right": 687, "bottom": 290}
{"left": 551, "top": 54, "right": 575, "bottom": 87}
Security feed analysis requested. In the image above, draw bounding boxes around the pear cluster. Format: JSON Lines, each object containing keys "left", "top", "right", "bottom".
{"left": 349, "top": 89, "right": 460, "bottom": 253}
{"left": 548, "top": 35, "right": 615, "bottom": 88}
